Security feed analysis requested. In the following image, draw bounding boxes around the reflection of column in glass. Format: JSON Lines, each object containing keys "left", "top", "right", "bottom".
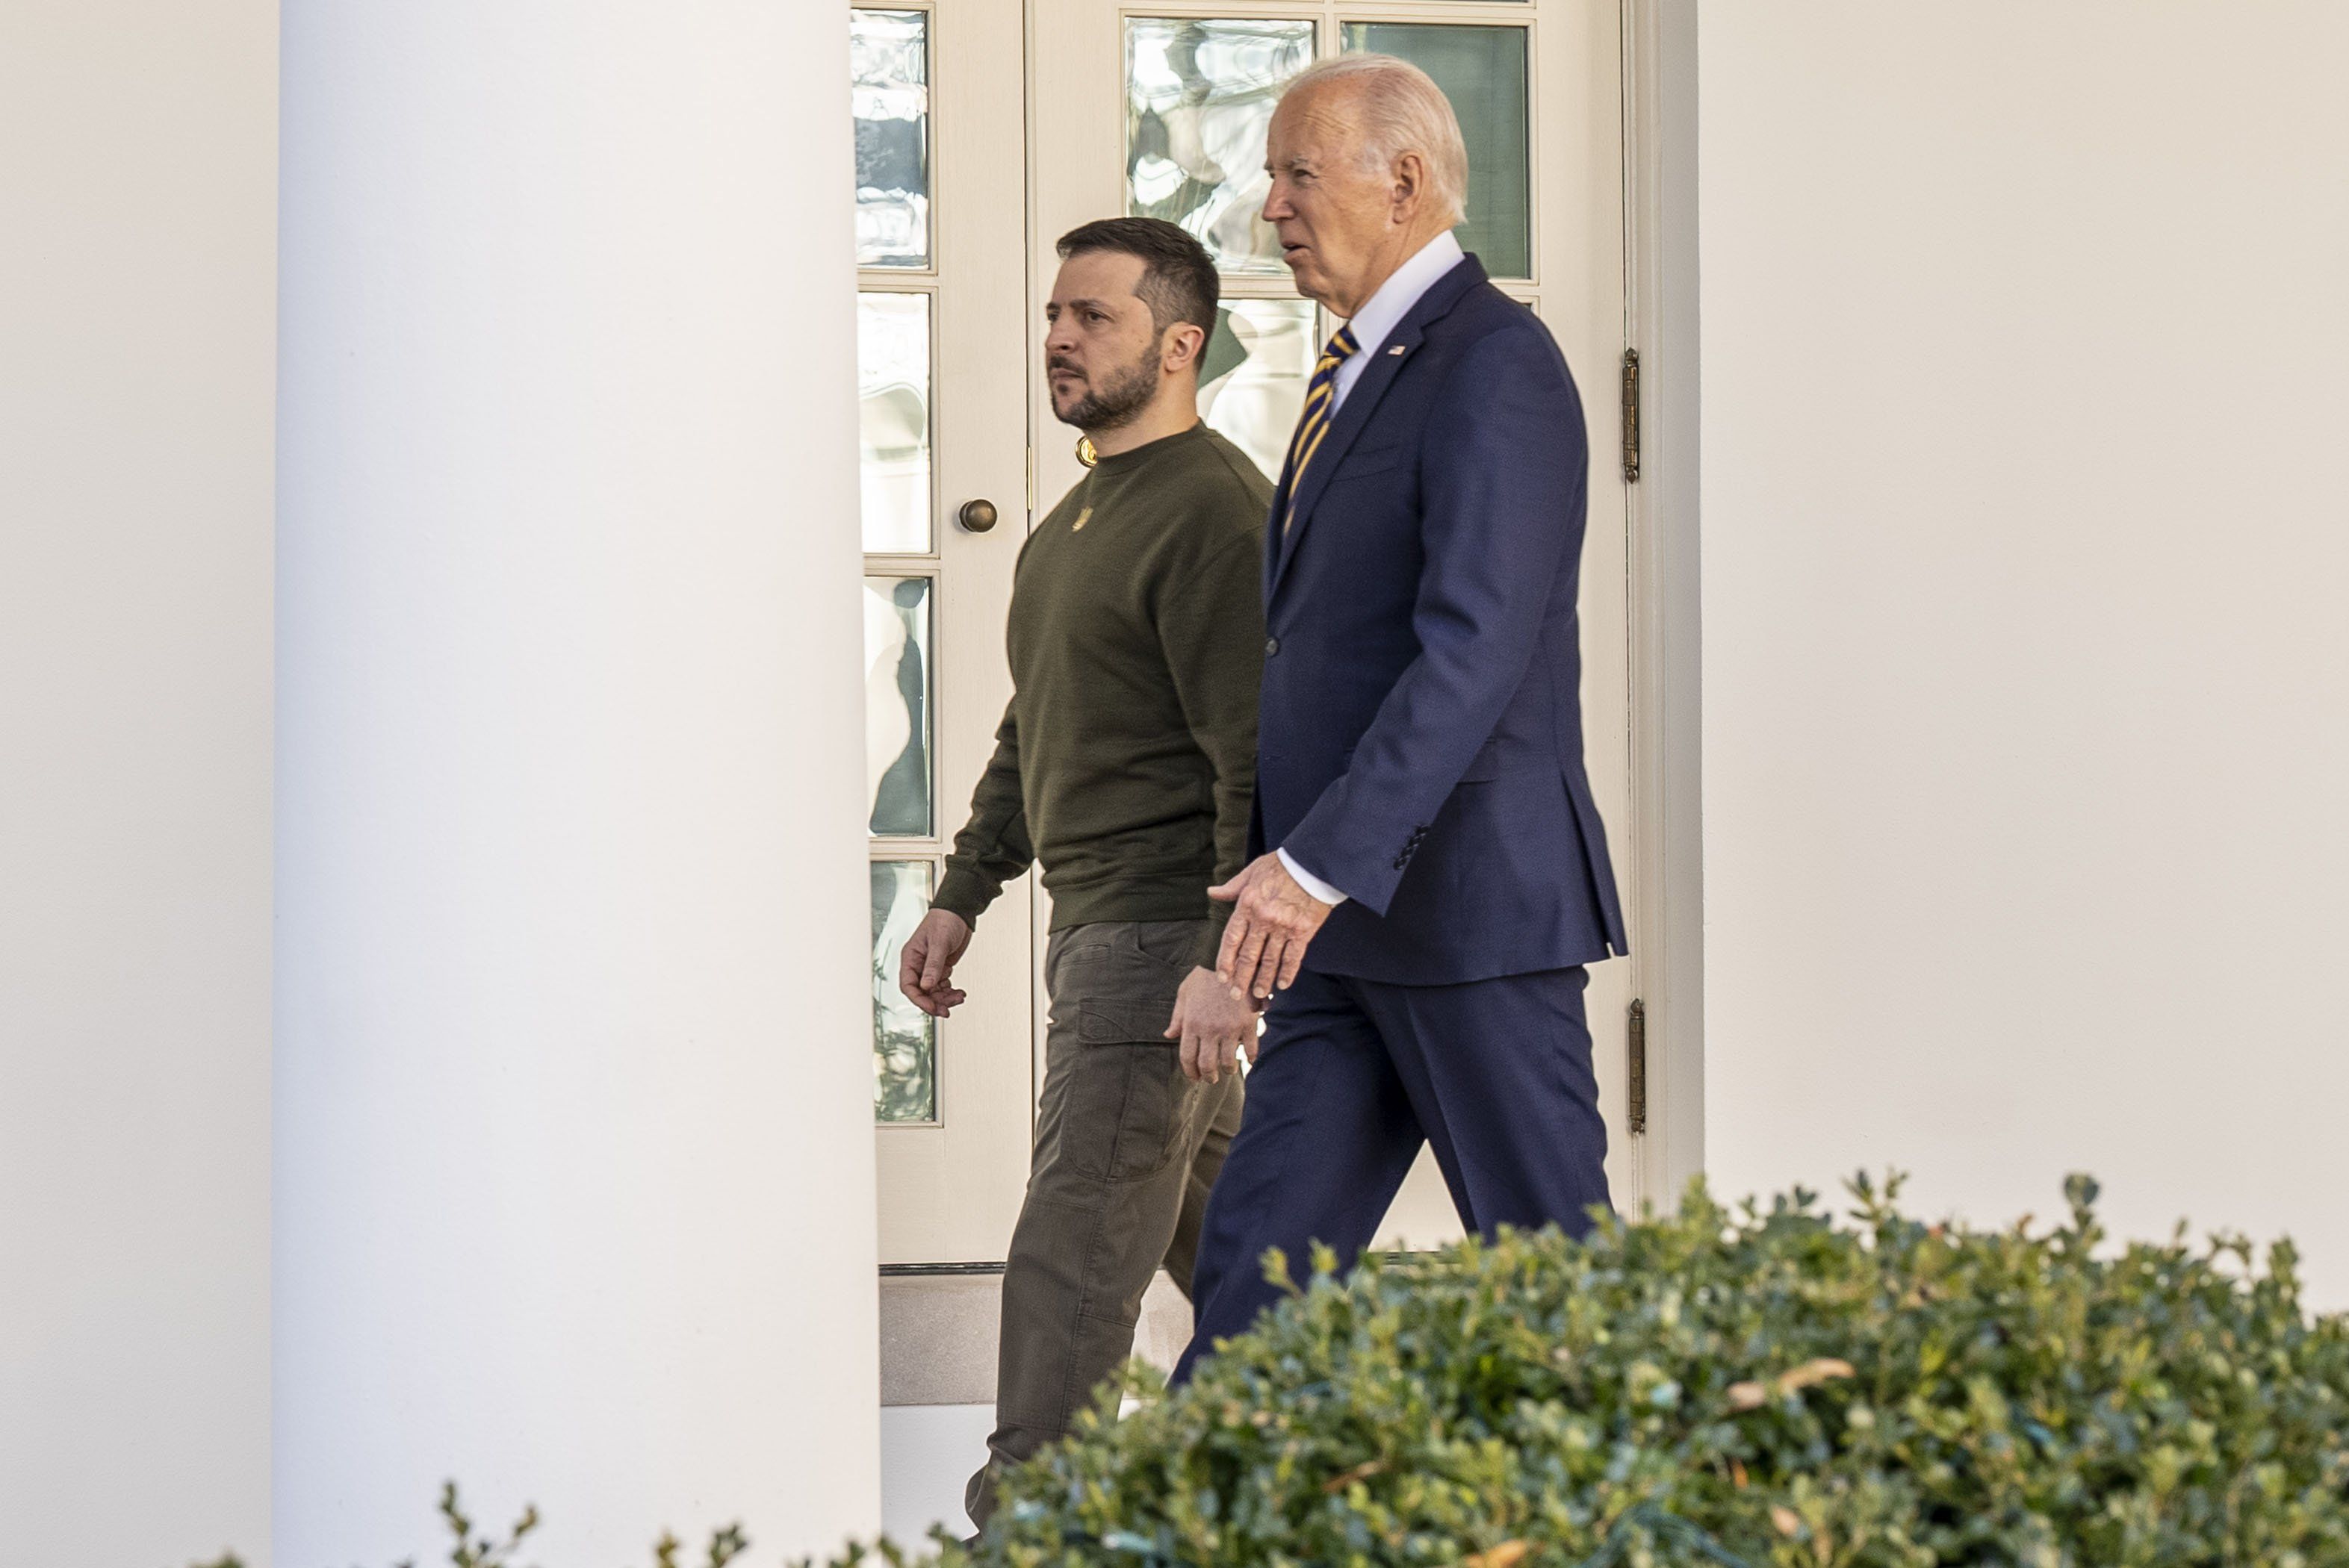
{"left": 862, "top": 577, "right": 931, "bottom": 836}
{"left": 869, "top": 860, "right": 937, "bottom": 1123}
{"left": 857, "top": 293, "right": 932, "bottom": 553}
{"left": 1200, "top": 299, "right": 1316, "bottom": 483}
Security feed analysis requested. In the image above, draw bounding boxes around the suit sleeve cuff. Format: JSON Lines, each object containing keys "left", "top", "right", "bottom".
{"left": 1276, "top": 847, "right": 1350, "bottom": 906}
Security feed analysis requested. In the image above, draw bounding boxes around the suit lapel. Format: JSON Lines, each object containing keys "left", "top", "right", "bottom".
{"left": 1270, "top": 255, "right": 1487, "bottom": 598}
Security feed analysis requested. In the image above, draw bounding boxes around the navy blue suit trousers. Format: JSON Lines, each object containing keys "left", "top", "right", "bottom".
{"left": 1173, "top": 965, "right": 1608, "bottom": 1385}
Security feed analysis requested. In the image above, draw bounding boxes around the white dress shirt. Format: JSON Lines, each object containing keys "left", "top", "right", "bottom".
{"left": 1275, "top": 230, "right": 1468, "bottom": 909}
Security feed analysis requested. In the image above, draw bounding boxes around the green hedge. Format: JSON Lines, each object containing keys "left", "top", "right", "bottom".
{"left": 930, "top": 1175, "right": 2349, "bottom": 1567}
{"left": 196, "top": 1177, "right": 2349, "bottom": 1567}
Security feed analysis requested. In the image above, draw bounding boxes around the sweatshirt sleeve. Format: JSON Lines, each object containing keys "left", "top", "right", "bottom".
{"left": 1158, "top": 531, "right": 1267, "bottom": 968}
{"left": 932, "top": 700, "right": 1034, "bottom": 927}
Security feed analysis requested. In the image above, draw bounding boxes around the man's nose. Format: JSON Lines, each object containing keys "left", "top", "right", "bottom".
{"left": 1261, "top": 184, "right": 1288, "bottom": 223}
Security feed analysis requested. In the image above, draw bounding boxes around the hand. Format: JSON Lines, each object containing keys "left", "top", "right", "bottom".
{"left": 1165, "top": 965, "right": 1262, "bottom": 1084}
{"left": 1210, "top": 852, "right": 1335, "bottom": 1004}
{"left": 899, "top": 909, "right": 973, "bottom": 1018}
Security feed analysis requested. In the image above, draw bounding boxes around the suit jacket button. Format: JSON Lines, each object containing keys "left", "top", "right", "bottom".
{"left": 1265, "top": 637, "right": 1280, "bottom": 656}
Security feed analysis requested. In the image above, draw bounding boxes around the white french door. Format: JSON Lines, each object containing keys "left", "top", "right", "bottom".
{"left": 857, "top": 0, "right": 1639, "bottom": 1266}
{"left": 1026, "top": 0, "right": 1639, "bottom": 1242}
{"left": 857, "top": 0, "right": 1037, "bottom": 1264}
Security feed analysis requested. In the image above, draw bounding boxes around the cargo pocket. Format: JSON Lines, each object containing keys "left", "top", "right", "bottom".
{"left": 1073, "top": 996, "right": 1188, "bottom": 1183}
{"left": 1130, "top": 918, "right": 1209, "bottom": 974}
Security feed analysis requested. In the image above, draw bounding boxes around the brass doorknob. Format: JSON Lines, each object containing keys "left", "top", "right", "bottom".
{"left": 958, "top": 498, "right": 999, "bottom": 534}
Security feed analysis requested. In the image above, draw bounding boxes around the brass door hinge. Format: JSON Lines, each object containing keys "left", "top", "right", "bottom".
{"left": 1620, "top": 347, "right": 1642, "bottom": 485}
{"left": 1627, "top": 997, "right": 1648, "bottom": 1136}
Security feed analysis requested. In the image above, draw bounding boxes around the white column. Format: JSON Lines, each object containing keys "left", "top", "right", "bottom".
{"left": 1, "top": 5, "right": 275, "bottom": 1564}
{"left": 273, "top": 4, "right": 878, "bottom": 1564}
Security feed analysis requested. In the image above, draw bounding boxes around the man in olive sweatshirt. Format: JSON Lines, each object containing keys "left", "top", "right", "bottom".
{"left": 897, "top": 217, "right": 1271, "bottom": 1529}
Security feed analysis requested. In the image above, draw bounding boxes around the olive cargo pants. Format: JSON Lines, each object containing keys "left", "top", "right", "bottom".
{"left": 964, "top": 918, "right": 1244, "bottom": 1528}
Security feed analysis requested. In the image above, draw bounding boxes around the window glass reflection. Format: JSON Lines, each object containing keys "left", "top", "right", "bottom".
{"left": 1126, "top": 18, "right": 1315, "bottom": 275}
{"left": 859, "top": 292, "right": 932, "bottom": 553}
{"left": 863, "top": 575, "right": 933, "bottom": 837}
{"left": 871, "top": 859, "right": 937, "bottom": 1124}
{"left": 852, "top": 9, "right": 930, "bottom": 268}
{"left": 1199, "top": 298, "right": 1317, "bottom": 483}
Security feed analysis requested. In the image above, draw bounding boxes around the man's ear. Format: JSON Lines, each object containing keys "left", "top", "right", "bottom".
{"left": 1391, "top": 151, "right": 1427, "bottom": 219}
{"left": 1163, "top": 320, "right": 1208, "bottom": 376}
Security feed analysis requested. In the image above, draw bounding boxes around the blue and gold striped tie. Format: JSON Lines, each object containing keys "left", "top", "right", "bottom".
{"left": 1284, "top": 325, "right": 1360, "bottom": 532}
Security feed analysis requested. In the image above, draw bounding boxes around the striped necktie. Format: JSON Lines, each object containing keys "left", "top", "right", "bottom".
{"left": 1283, "top": 325, "right": 1360, "bottom": 532}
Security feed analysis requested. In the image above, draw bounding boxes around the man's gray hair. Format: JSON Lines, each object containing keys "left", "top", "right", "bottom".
{"left": 1282, "top": 54, "right": 1469, "bottom": 226}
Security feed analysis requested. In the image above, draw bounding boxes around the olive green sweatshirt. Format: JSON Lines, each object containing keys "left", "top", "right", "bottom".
{"left": 933, "top": 423, "right": 1271, "bottom": 968}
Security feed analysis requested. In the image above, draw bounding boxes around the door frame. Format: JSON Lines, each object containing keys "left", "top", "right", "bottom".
{"left": 981, "top": 0, "right": 1701, "bottom": 1240}
{"left": 1620, "top": 0, "right": 1704, "bottom": 1209}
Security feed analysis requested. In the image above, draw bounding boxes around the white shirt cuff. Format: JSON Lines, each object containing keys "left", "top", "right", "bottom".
{"left": 1276, "top": 847, "right": 1350, "bottom": 906}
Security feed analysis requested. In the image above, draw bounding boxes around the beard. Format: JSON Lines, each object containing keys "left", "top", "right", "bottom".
{"left": 1052, "top": 340, "right": 1163, "bottom": 433}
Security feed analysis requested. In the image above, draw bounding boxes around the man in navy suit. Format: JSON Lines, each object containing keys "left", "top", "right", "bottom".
{"left": 1175, "top": 54, "right": 1626, "bottom": 1383}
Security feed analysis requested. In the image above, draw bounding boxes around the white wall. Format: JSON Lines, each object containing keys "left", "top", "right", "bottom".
{"left": 273, "top": 3, "right": 881, "bottom": 1564}
{"left": 0, "top": 4, "right": 277, "bottom": 1563}
{"left": 1698, "top": 5, "right": 2349, "bottom": 1295}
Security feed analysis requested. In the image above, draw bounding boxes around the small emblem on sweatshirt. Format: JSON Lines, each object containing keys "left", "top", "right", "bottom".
{"left": 1073, "top": 507, "right": 1093, "bottom": 532}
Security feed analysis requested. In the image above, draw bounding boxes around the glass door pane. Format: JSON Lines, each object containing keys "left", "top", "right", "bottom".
{"left": 1198, "top": 297, "right": 1317, "bottom": 482}
{"left": 1341, "top": 23, "right": 1531, "bottom": 279}
{"left": 863, "top": 575, "right": 934, "bottom": 836}
{"left": 870, "top": 860, "right": 938, "bottom": 1123}
{"left": 1126, "top": 17, "right": 1315, "bottom": 274}
{"left": 857, "top": 291, "right": 934, "bottom": 553}
{"left": 851, "top": 9, "right": 931, "bottom": 268}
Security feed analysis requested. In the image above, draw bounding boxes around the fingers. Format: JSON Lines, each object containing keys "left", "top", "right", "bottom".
{"left": 1275, "top": 934, "right": 1309, "bottom": 995}
{"left": 1230, "top": 920, "right": 1268, "bottom": 1004}
{"left": 897, "top": 930, "right": 971, "bottom": 1018}
{"left": 1239, "top": 925, "right": 1291, "bottom": 1003}
{"left": 1170, "top": 1001, "right": 1208, "bottom": 1083}
{"left": 1215, "top": 913, "right": 1248, "bottom": 989}
{"left": 1190, "top": 1026, "right": 1219, "bottom": 1085}
{"left": 903, "top": 986, "right": 963, "bottom": 1018}
{"left": 1168, "top": 1005, "right": 1200, "bottom": 1081}
{"left": 898, "top": 938, "right": 937, "bottom": 1015}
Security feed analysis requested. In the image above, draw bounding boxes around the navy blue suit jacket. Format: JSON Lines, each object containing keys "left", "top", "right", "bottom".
{"left": 1253, "top": 255, "right": 1627, "bottom": 986}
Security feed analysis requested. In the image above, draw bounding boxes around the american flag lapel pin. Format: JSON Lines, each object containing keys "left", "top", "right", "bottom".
{"left": 1387, "top": 344, "right": 1407, "bottom": 356}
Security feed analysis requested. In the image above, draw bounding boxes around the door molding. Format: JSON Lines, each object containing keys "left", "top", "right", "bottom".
{"left": 1620, "top": 0, "right": 1705, "bottom": 1207}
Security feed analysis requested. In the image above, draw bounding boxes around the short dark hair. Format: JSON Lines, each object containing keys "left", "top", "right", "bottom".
{"left": 1055, "top": 217, "right": 1220, "bottom": 338}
